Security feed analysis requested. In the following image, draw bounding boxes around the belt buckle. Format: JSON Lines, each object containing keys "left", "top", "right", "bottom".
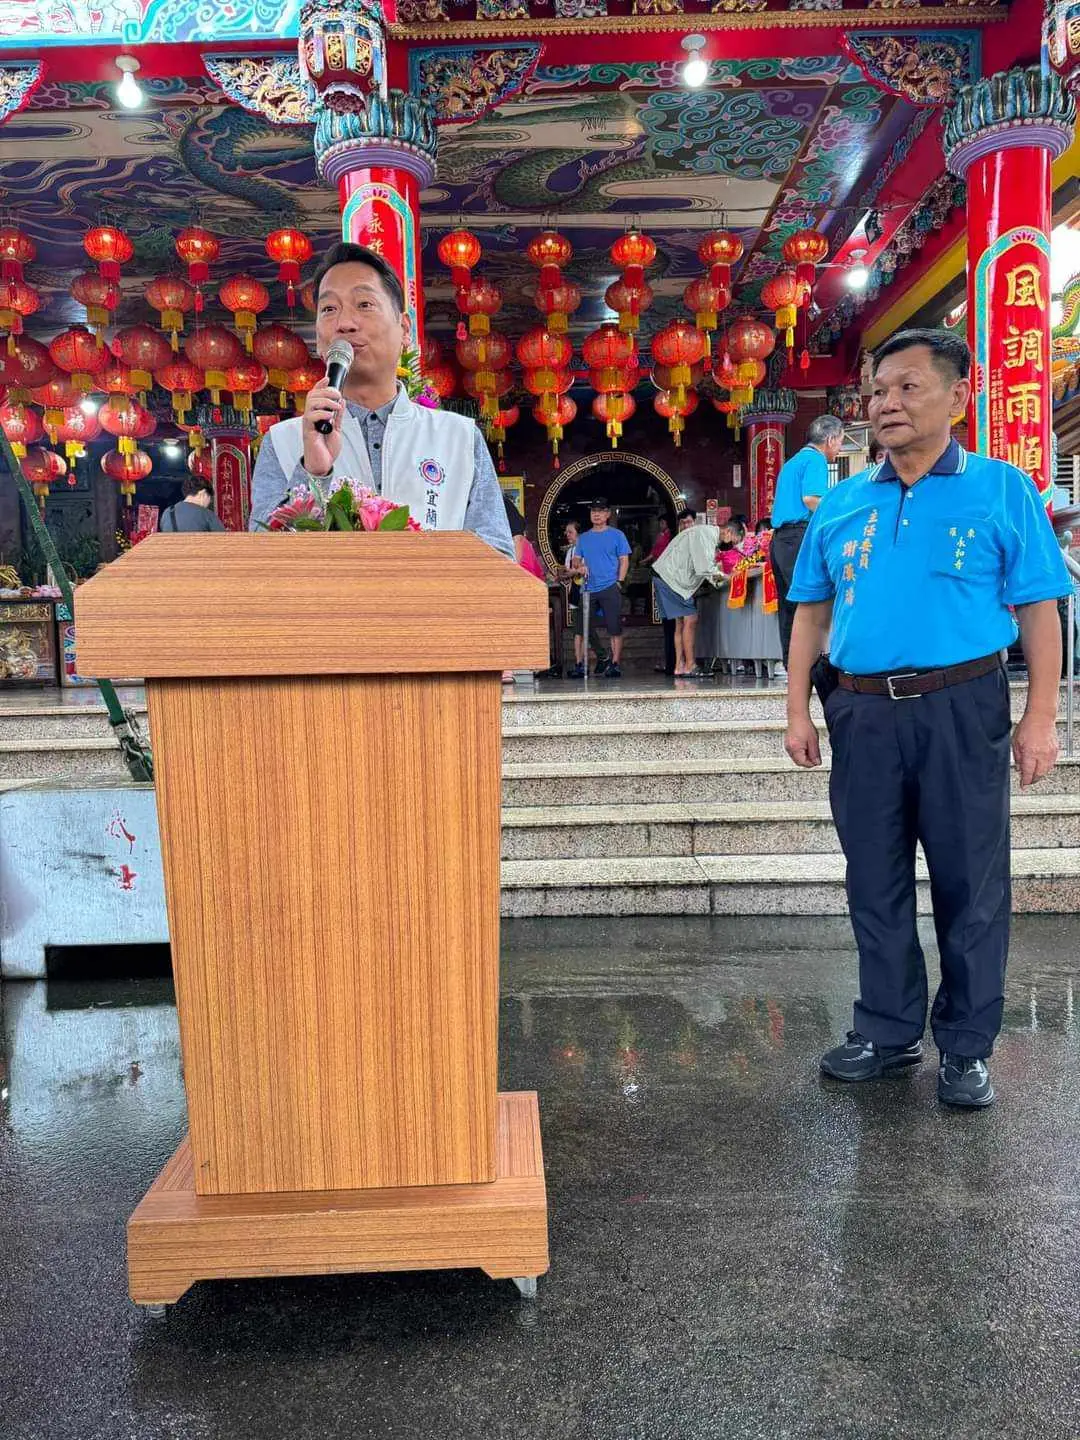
{"left": 886, "top": 671, "right": 921, "bottom": 700}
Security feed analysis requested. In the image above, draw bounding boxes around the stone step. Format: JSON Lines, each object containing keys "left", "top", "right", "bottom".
{"left": 0, "top": 736, "right": 131, "bottom": 782}
{"left": 501, "top": 680, "right": 1042, "bottom": 729}
{"left": 501, "top": 755, "right": 1080, "bottom": 807}
{"left": 499, "top": 848, "right": 1080, "bottom": 917}
{"left": 502, "top": 717, "right": 1076, "bottom": 763}
{"left": 500, "top": 795, "right": 1080, "bottom": 860}
{"left": 0, "top": 704, "right": 148, "bottom": 743}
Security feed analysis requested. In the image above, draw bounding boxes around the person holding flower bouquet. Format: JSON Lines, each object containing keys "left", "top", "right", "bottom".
{"left": 249, "top": 242, "right": 514, "bottom": 560}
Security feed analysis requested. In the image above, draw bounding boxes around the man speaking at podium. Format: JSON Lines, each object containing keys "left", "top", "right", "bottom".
{"left": 249, "top": 242, "right": 515, "bottom": 560}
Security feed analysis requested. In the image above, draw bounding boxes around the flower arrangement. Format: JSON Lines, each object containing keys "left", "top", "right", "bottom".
{"left": 266, "top": 478, "right": 421, "bottom": 533}
{"left": 397, "top": 345, "right": 439, "bottom": 409}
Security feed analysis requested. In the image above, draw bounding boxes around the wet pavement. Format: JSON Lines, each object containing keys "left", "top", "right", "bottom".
{"left": 2, "top": 915, "right": 1079, "bottom": 1440}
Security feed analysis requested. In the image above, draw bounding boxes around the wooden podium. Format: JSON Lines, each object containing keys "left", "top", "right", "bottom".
{"left": 75, "top": 532, "right": 552, "bottom": 1309}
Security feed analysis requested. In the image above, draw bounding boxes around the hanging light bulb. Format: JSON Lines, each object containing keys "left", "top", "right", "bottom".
{"left": 115, "top": 56, "right": 144, "bottom": 109}
{"left": 681, "top": 35, "right": 708, "bottom": 89}
{"left": 847, "top": 248, "right": 869, "bottom": 291}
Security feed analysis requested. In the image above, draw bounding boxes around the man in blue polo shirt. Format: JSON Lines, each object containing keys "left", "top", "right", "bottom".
{"left": 785, "top": 327, "right": 1070, "bottom": 1109}
{"left": 570, "top": 498, "right": 631, "bottom": 678}
{"left": 770, "top": 414, "right": 845, "bottom": 665}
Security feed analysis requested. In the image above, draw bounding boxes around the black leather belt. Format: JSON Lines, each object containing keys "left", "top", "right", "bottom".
{"left": 838, "top": 652, "right": 1001, "bottom": 700}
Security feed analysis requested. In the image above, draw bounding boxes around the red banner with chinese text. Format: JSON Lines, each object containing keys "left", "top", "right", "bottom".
{"left": 211, "top": 436, "right": 251, "bottom": 532}
{"left": 747, "top": 423, "right": 785, "bottom": 525}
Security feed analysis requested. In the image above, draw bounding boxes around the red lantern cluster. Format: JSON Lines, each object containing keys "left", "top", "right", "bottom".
{"left": 437, "top": 228, "right": 482, "bottom": 290}
{"left": 760, "top": 270, "right": 803, "bottom": 359}
{"left": 49, "top": 326, "right": 109, "bottom": 392}
{"left": 0, "top": 279, "right": 39, "bottom": 354}
{"left": 252, "top": 323, "right": 309, "bottom": 405}
{"left": 71, "top": 272, "right": 118, "bottom": 341}
{"left": 0, "top": 227, "right": 35, "bottom": 307}
{"left": 156, "top": 359, "right": 204, "bottom": 423}
{"left": 98, "top": 395, "right": 155, "bottom": 456}
{"left": 527, "top": 230, "right": 579, "bottom": 335}
{"left": 0, "top": 400, "right": 43, "bottom": 457}
{"left": 583, "top": 324, "right": 638, "bottom": 449}
{"left": 84, "top": 225, "right": 133, "bottom": 285}
{"left": 101, "top": 446, "right": 152, "bottom": 503}
{"left": 21, "top": 447, "right": 66, "bottom": 507}
{"left": 2, "top": 338, "right": 56, "bottom": 398}
{"left": 457, "top": 331, "right": 511, "bottom": 421}
{"left": 184, "top": 324, "right": 244, "bottom": 403}
{"left": 112, "top": 324, "right": 172, "bottom": 397}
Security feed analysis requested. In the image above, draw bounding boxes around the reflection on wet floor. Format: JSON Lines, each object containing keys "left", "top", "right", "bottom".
{"left": 3, "top": 914, "right": 1080, "bottom": 1440}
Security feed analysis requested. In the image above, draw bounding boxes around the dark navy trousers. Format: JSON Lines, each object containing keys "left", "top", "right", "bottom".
{"left": 824, "top": 664, "right": 1012, "bottom": 1058}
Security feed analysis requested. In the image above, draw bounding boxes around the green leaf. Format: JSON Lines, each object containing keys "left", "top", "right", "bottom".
{"left": 329, "top": 483, "right": 355, "bottom": 519}
{"left": 378, "top": 505, "right": 411, "bottom": 531}
{"left": 292, "top": 516, "right": 325, "bottom": 531}
{"left": 326, "top": 494, "right": 355, "bottom": 531}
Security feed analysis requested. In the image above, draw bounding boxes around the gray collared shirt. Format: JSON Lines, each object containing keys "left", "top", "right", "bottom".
{"left": 249, "top": 392, "right": 515, "bottom": 561}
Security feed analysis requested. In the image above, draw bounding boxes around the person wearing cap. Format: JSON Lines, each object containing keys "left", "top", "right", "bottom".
{"left": 785, "top": 327, "right": 1071, "bottom": 1110}
{"left": 570, "top": 498, "right": 631, "bottom": 678}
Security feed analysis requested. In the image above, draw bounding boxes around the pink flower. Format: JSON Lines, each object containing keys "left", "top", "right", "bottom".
{"left": 267, "top": 493, "right": 324, "bottom": 529}
{"left": 357, "top": 499, "right": 385, "bottom": 531}
{"left": 414, "top": 385, "right": 440, "bottom": 409}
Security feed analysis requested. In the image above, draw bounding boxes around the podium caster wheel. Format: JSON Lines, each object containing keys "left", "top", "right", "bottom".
{"left": 512, "top": 1276, "right": 538, "bottom": 1301}
{"left": 142, "top": 1304, "right": 169, "bottom": 1319}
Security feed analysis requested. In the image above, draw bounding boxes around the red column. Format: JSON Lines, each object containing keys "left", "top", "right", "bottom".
{"left": 338, "top": 165, "right": 425, "bottom": 352}
{"left": 946, "top": 68, "right": 1074, "bottom": 508}
{"left": 741, "top": 392, "right": 797, "bottom": 523}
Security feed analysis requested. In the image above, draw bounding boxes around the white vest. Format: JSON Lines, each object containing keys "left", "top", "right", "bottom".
{"left": 267, "top": 386, "right": 475, "bottom": 530}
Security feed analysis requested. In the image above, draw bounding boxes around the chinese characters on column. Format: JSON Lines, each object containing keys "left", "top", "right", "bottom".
{"left": 984, "top": 245, "right": 1050, "bottom": 501}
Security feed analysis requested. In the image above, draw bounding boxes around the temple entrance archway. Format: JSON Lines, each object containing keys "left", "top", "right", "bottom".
{"left": 537, "top": 453, "right": 683, "bottom": 624}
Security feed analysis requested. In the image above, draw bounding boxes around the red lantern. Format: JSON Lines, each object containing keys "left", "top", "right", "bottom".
{"left": 605, "top": 279, "right": 654, "bottom": 335}
{"left": 651, "top": 321, "right": 706, "bottom": 406}
{"left": 781, "top": 228, "right": 829, "bottom": 296}
{"left": 516, "top": 326, "right": 572, "bottom": 373}
{"left": 21, "top": 446, "right": 66, "bottom": 507}
{"left": 252, "top": 323, "right": 308, "bottom": 403}
{"left": 101, "top": 446, "right": 152, "bottom": 503}
{"left": 698, "top": 231, "right": 744, "bottom": 291}
{"left": 711, "top": 395, "right": 740, "bottom": 430}
{"left": 651, "top": 361, "right": 705, "bottom": 392}
{"left": 225, "top": 360, "right": 268, "bottom": 417}
{"left": 535, "top": 279, "right": 581, "bottom": 335}
{"left": 588, "top": 366, "right": 637, "bottom": 395}
{"left": 265, "top": 228, "right": 312, "bottom": 307}
{"left": 32, "top": 376, "right": 80, "bottom": 436}
{"left": 103, "top": 361, "right": 137, "bottom": 397}
{"left": 218, "top": 273, "right": 270, "bottom": 352}
{"left": 463, "top": 368, "right": 512, "bottom": 418}
{"left": 457, "top": 333, "right": 511, "bottom": 372}
{"left": 98, "top": 396, "right": 155, "bottom": 455}
{"left": 71, "top": 271, "right": 119, "bottom": 340}
{"left": 53, "top": 404, "right": 101, "bottom": 459}
{"left": 486, "top": 402, "right": 519, "bottom": 470}
{"left": 425, "top": 361, "right": 458, "bottom": 400}
{"left": 300, "top": 280, "right": 316, "bottom": 314}
{"left": 532, "top": 393, "right": 576, "bottom": 468}
{"left": 654, "top": 388, "right": 699, "bottom": 447}
{"left": 728, "top": 317, "right": 775, "bottom": 401}
{"left": 761, "top": 270, "right": 803, "bottom": 356}
{"left": 437, "top": 229, "right": 481, "bottom": 289}
{"left": 84, "top": 225, "right": 132, "bottom": 284}
{"left": 0, "top": 227, "right": 35, "bottom": 303}
{"left": 188, "top": 447, "right": 212, "bottom": 480}
{"left": 582, "top": 322, "right": 637, "bottom": 376}
{"left": 285, "top": 358, "right": 325, "bottom": 412}
{"left": 683, "top": 276, "right": 729, "bottom": 361}
{"left": 49, "top": 326, "right": 110, "bottom": 392}
{"left": 421, "top": 334, "right": 442, "bottom": 370}
{"left": 526, "top": 230, "right": 573, "bottom": 290}
{"left": 592, "top": 391, "right": 636, "bottom": 448}
{"left": 111, "top": 323, "right": 172, "bottom": 395}
{"left": 0, "top": 280, "right": 38, "bottom": 353}
{"left": 184, "top": 325, "right": 244, "bottom": 403}
{"left": 2, "top": 338, "right": 55, "bottom": 398}
{"left": 175, "top": 227, "right": 219, "bottom": 310}
{"left": 458, "top": 278, "right": 502, "bottom": 343}
{"left": 0, "top": 401, "right": 43, "bottom": 457}
{"left": 156, "top": 359, "right": 204, "bottom": 423}
{"left": 610, "top": 230, "right": 656, "bottom": 288}
{"left": 145, "top": 276, "right": 195, "bottom": 350}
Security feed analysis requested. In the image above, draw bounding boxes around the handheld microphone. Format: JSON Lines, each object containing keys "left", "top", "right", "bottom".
{"left": 314, "top": 339, "right": 354, "bottom": 434}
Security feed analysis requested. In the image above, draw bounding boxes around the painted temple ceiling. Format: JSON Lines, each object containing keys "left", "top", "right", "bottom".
{"left": 0, "top": 23, "right": 984, "bottom": 349}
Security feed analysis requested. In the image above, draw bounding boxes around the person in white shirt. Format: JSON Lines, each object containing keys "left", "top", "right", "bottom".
{"left": 651, "top": 510, "right": 721, "bottom": 678}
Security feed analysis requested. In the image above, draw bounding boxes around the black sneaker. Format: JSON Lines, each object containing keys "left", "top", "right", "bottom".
{"left": 603, "top": 663, "right": 622, "bottom": 679}
{"left": 820, "top": 1030, "right": 923, "bottom": 1082}
{"left": 568, "top": 663, "right": 586, "bottom": 679}
{"left": 937, "top": 1054, "right": 995, "bottom": 1109}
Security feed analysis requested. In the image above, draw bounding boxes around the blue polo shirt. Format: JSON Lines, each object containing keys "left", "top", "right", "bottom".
{"left": 576, "top": 525, "right": 631, "bottom": 593}
{"left": 788, "top": 440, "right": 1071, "bottom": 674}
{"left": 770, "top": 445, "right": 829, "bottom": 528}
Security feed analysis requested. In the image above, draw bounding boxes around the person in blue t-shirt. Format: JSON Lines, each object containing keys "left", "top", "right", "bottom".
{"left": 570, "top": 498, "right": 632, "bottom": 678}
{"left": 769, "top": 414, "right": 844, "bottom": 666}
{"left": 785, "top": 327, "right": 1071, "bottom": 1111}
